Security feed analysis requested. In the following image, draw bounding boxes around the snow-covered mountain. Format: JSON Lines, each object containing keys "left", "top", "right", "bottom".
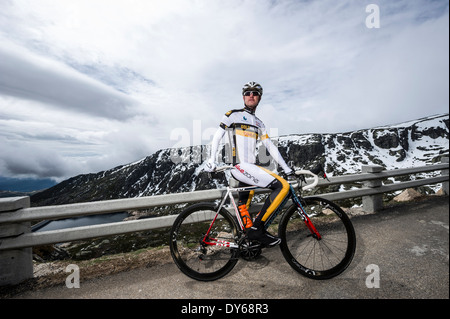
{"left": 31, "top": 114, "right": 449, "bottom": 206}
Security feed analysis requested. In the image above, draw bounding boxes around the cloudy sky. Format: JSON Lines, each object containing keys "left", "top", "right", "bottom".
{"left": 0, "top": 0, "right": 448, "bottom": 182}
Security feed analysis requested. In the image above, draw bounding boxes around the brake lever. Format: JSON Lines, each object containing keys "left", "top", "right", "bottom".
{"left": 299, "top": 174, "right": 307, "bottom": 184}
{"left": 310, "top": 164, "right": 330, "bottom": 182}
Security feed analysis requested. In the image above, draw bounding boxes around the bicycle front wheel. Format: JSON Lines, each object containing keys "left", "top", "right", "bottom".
{"left": 279, "top": 196, "right": 356, "bottom": 280}
{"left": 170, "top": 202, "right": 240, "bottom": 281}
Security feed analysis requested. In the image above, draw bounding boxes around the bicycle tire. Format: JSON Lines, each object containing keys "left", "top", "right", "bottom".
{"left": 170, "top": 202, "right": 240, "bottom": 281}
{"left": 279, "top": 196, "right": 356, "bottom": 280}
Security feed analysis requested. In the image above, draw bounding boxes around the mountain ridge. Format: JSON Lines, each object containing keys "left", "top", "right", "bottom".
{"left": 31, "top": 113, "right": 449, "bottom": 207}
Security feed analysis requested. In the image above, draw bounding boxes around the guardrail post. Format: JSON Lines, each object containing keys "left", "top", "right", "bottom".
{"left": 0, "top": 196, "right": 33, "bottom": 286}
{"left": 442, "top": 157, "right": 449, "bottom": 195}
{"left": 361, "top": 165, "right": 384, "bottom": 213}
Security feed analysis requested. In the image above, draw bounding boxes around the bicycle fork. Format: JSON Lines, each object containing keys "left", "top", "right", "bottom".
{"left": 290, "top": 186, "right": 322, "bottom": 240}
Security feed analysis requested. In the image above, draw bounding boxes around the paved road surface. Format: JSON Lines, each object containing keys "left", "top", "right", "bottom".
{"left": 7, "top": 196, "right": 449, "bottom": 300}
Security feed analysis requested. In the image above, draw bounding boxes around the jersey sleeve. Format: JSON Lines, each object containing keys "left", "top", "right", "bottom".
{"left": 208, "top": 127, "right": 225, "bottom": 163}
{"left": 208, "top": 111, "right": 232, "bottom": 163}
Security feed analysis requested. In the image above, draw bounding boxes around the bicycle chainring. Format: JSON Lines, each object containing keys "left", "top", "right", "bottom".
{"left": 239, "top": 240, "right": 262, "bottom": 261}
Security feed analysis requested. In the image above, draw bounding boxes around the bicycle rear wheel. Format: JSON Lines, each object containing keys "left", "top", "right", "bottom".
{"left": 279, "top": 196, "right": 356, "bottom": 280}
{"left": 170, "top": 202, "right": 240, "bottom": 281}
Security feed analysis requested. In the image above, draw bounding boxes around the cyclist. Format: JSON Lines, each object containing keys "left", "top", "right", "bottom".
{"left": 205, "top": 81, "right": 294, "bottom": 247}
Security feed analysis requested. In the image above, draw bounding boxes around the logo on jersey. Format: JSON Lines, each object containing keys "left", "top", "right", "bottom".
{"left": 243, "top": 116, "right": 248, "bottom": 121}
{"left": 235, "top": 165, "right": 259, "bottom": 184}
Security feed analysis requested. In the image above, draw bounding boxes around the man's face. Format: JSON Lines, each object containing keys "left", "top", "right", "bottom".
{"left": 243, "top": 91, "right": 261, "bottom": 109}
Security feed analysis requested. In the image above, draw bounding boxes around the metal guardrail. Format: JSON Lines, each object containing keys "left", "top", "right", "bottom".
{"left": 0, "top": 160, "right": 448, "bottom": 286}
{"left": 0, "top": 162, "right": 448, "bottom": 251}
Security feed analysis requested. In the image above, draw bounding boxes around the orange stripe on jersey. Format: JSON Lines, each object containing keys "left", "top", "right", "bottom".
{"left": 236, "top": 129, "right": 258, "bottom": 139}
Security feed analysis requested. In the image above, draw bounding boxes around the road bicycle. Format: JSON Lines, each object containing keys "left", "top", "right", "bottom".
{"left": 169, "top": 165, "right": 356, "bottom": 281}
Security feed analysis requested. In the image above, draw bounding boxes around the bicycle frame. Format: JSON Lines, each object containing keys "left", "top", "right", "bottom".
{"left": 171, "top": 166, "right": 355, "bottom": 281}
{"left": 201, "top": 180, "right": 322, "bottom": 250}
{"left": 201, "top": 184, "right": 257, "bottom": 249}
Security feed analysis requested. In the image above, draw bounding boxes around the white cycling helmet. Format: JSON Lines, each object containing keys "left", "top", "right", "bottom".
{"left": 242, "top": 81, "right": 263, "bottom": 96}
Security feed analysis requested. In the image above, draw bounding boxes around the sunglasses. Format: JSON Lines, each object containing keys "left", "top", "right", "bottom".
{"left": 243, "top": 91, "right": 261, "bottom": 97}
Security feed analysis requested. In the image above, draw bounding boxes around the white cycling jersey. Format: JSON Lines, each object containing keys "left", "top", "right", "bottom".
{"left": 208, "top": 107, "right": 292, "bottom": 174}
